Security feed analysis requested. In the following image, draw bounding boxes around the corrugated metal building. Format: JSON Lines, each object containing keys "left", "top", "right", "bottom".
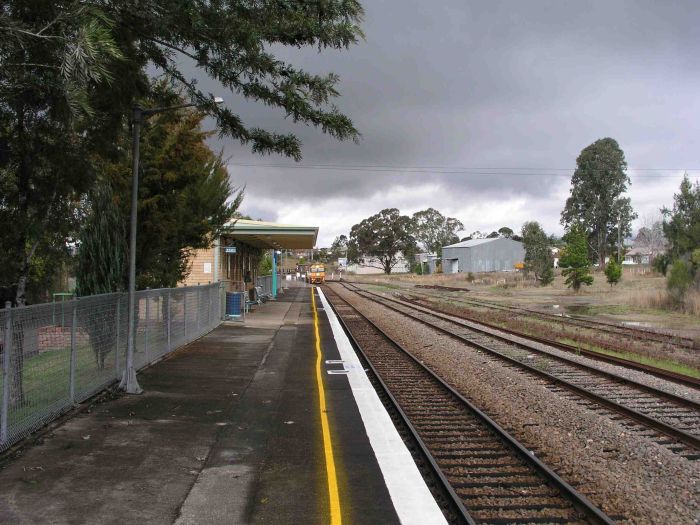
{"left": 441, "top": 238, "right": 525, "bottom": 273}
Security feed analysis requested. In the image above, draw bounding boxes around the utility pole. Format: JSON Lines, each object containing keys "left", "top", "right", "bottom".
{"left": 617, "top": 213, "right": 622, "bottom": 264}
{"left": 120, "top": 97, "right": 223, "bottom": 395}
{"left": 119, "top": 106, "right": 143, "bottom": 395}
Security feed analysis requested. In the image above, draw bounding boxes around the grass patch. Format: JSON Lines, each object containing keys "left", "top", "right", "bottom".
{"left": 1, "top": 343, "right": 119, "bottom": 431}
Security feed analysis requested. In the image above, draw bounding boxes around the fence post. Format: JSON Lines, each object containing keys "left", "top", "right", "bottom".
{"left": 1, "top": 302, "right": 13, "bottom": 445}
{"left": 144, "top": 290, "right": 150, "bottom": 364}
{"left": 69, "top": 299, "right": 78, "bottom": 404}
{"left": 115, "top": 295, "right": 121, "bottom": 378}
{"left": 166, "top": 289, "right": 172, "bottom": 352}
{"left": 196, "top": 286, "right": 201, "bottom": 334}
{"left": 207, "top": 285, "right": 212, "bottom": 328}
{"left": 183, "top": 289, "right": 188, "bottom": 342}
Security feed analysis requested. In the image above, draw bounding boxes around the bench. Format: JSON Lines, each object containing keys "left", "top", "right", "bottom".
{"left": 245, "top": 286, "right": 270, "bottom": 313}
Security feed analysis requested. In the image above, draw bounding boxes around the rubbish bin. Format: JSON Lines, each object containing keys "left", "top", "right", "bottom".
{"left": 225, "top": 291, "right": 243, "bottom": 317}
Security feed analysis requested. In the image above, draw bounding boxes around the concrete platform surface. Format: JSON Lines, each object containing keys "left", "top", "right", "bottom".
{"left": 0, "top": 286, "right": 412, "bottom": 525}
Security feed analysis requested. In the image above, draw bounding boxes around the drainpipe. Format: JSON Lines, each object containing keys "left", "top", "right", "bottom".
{"left": 213, "top": 237, "right": 220, "bottom": 283}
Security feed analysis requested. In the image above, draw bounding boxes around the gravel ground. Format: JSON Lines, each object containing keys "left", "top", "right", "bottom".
{"left": 402, "top": 286, "right": 700, "bottom": 370}
{"left": 329, "top": 283, "right": 700, "bottom": 524}
{"left": 392, "top": 291, "right": 700, "bottom": 405}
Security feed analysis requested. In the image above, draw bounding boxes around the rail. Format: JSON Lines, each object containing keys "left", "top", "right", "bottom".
{"left": 323, "top": 284, "right": 613, "bottom": 525}
{"left": 340, "top": 282, "right": 700, "bottom": 458}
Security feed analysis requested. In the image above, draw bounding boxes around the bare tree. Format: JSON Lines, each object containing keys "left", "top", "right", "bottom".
{"left": 633, "top": 213, "right": 666, "bottom": 258}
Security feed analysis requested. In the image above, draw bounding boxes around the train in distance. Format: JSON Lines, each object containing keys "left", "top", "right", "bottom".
{"left": 309, "top": 264, "right": 326, "bottom": 284}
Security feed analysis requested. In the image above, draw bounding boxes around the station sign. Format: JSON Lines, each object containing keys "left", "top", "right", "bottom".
{"left": 224, "top": 246, "right": 237, "bottom": 254}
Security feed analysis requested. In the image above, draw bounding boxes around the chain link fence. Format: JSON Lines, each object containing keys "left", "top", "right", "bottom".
{"left": 255, "top": 273, "right": 283, "bottom": 298}
{"left": 0, "top": 283, "right": 222, "bottom": 451}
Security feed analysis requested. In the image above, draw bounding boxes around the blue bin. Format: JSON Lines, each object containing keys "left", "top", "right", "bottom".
{"left": 225, "top": 292, "right": 242, "bottom": 317}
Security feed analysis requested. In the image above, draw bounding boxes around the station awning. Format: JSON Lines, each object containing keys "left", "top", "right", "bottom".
{"left": 222, "top": 219, "right": 318, "bottom": 249}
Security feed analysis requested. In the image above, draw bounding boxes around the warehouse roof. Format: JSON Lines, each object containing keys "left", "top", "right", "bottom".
{"left": 444, "top": 237, "right": 507, "bottom": 249}
{"left": 222, "top": 218, "right": 318, "bottom": 249}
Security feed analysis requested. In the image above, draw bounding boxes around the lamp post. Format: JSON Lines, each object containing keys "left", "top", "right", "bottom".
{"left": 119, "top": 97, "right": 223, "bottom": 394}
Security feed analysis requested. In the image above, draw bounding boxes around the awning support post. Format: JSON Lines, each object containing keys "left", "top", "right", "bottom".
{"left": 271, "top": 249, "right": 277, "bottom": 299}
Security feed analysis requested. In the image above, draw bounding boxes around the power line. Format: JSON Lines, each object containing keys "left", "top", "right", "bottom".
{"left": 226, "top": 162, "right": 698, "bottom": 178}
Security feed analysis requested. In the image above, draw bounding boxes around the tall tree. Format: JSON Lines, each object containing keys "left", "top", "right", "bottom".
{"left": 1, "top": 1, "right": 364, "bottom": 305}
{"left": 77, "top": 84, "right": 242, "bottom": 293}
{"left": 412, "top": 208, "right": 463, "bottom": 256}
{"left": 561, "top": 138, "right": 636, "bottom": 268}
{"left": 521, "top": 221, "right": 553, "bottom": 284}
{"left": 498, "top": 226, "right": 514, "bottom": 238}
{"left": 662, "top": 174, "right": 700, "bottom": 260}
{"left": 0, "top": 4, "right": 127, "bottom": 305}
{"left": 348, "top": 209, "right": 416, "bottom": 274}
{"left": 559, "top": 225, "right": 594, "bottom": 292}
{"left": 330, "top": 234, "right": 348, "bottom": 260}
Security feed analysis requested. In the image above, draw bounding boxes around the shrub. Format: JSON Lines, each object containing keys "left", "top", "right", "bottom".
{"left": 559, "top": 225, "right": 593, "bottom": 292}
{"left": 667, "top": 259, "right": 693, "bottom": 303}
{"left": 652, "top": 253, "right": 670, "bottom": 275}
{"left": 466, "top": 272, "right": 475, "bottom": 282}
{"left": 604, "top": 260, "right": 622, "bottom": 287}
{"left": 539, "top": 266, "right": 554, "bottom": 286}
{"left": 259, "top": 253, "right": 273, "bottom": 275}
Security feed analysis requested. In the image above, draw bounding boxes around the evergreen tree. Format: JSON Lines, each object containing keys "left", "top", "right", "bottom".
{"left": 77, "top": 85, "right": 242, "bottom": 291}
{"left": 604, "top": 260, "right": 622, "bottom": 287}
{"left": 539, "top": 266, "right": 555, "bottom": 286}
{"left": 662, "top": 174, "right": 700, "bottom": 260}
{"left": 412, "top": 208, "right": 464, "bottom": 256}
{"left": 498, "top": 227, "right": 514, "bottom": 238}
{"left": 330, "top": 235, "right": 348, "bottom": 260}
{"left": 348, "top": 209, "right": 416, "bottom": 274}
{"left": 667, "top": 260, "right": 693, "bottom": 303}
{"left": 559, "top": 225, "right": 594, "bottom": 292}
{"left": 1, "top": 1, "right": 364, "bottom": 305}
{"left": 561, "top": 138, "right": 637, "bottom": 268}
{"left": 521, "top": 221, "right": 553, "bottom": 284}
{"left": 75, "top": 185, "right": 127, "bottom": 296}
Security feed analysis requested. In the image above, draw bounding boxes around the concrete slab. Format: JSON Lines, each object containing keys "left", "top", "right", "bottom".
{"left": 0, "top": 286, "right": 406, "bottom": 525}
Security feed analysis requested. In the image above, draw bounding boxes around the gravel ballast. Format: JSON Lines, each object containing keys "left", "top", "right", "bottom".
{"left": 329, "top": 283, "right": 700, "bottom": 524}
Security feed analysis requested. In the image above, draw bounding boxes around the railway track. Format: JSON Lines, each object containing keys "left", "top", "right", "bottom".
{"left": 411, "top": 284, "right": 698, "bottom": 352}
{"left": 322, "top": 285, "right": 615, "bottom": 525}
{"left": 399, "top": 292, "right": 700, "bottom": 389}
{"left": 336, "top": 282, "right": 700, "bottom": 459}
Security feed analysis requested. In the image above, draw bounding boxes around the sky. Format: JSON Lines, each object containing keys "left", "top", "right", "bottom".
{"left": 200, "top": 0, "right": 700, "bottom": 246}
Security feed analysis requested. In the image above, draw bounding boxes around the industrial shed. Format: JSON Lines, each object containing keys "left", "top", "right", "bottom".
{"left": 441, "top": 238, "right": 525, "bottom": 273}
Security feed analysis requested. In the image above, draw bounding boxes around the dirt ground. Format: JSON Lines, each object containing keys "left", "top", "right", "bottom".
{"left": 349, "top": 268, "right": 700, "bottom": 338}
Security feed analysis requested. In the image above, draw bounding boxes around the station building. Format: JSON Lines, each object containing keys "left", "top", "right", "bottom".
{"left": 441, "top": 237, "right": 525, "bottom": 274}
{"left": 180, "top": 218, "right": 318, "bottom": 293}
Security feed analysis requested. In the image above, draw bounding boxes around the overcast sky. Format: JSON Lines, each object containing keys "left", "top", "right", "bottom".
{"left": 201, "top": 0, "right": 700, "bottom": 246}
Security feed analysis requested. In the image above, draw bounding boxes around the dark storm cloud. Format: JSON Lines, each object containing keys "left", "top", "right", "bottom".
{"left": 182, "top": 1, "right": 700, "bottom": 238}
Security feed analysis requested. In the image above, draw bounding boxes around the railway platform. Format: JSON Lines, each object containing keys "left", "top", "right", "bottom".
{"left": 0, "top": 285, "right": 443, "bottom": 524}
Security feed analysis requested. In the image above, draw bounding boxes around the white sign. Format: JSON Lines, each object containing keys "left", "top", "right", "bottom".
{"left": 338, "top": 257, "right": 347, "bottom": 269}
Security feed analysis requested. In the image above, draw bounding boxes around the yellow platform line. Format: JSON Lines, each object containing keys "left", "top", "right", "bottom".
{"left": 312, "top": 287, "right": 342, "bottom": 525}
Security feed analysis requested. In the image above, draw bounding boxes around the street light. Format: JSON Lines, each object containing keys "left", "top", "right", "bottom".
{"left": 119, "top": 96, "right": 224, "bottom": 394}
